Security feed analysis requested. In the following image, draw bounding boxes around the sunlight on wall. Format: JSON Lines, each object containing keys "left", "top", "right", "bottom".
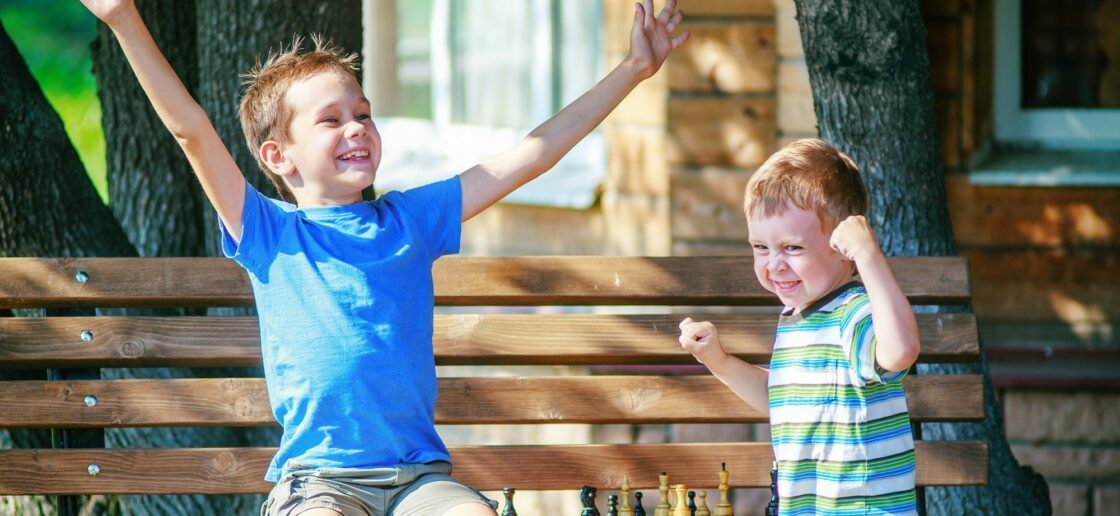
{"left": 1016, "top": 204, "right": 1113, "bottom": 246}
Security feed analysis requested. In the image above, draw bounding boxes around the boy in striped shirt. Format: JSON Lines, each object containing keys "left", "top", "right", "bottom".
{"left": 679, "top": 139, "right": 922, "bottom": 515}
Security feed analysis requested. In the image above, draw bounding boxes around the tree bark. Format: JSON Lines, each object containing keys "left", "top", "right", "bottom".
{"left": 93, "top": 0, "right": 209, "bottom": 259}
{"left": 0, "top": 22, "right": 134, "bottom": 259}
{"left": 0, "top": 18, "right": 138, "bottom": 516}
{"left": 793, "top": 1, "right": 1052, "bottom": 513}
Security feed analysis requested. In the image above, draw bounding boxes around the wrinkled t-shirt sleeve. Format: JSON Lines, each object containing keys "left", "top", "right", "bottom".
{"left": 393, "top": 176, "right": 462, "bottom": 260}
{"left": 218, "top": 180, "right": 287, "bottom": 275}
{"left": 841, "top": 293, "right": 908, "bottom": 384}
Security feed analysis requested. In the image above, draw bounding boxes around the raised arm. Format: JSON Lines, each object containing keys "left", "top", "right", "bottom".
{"left": 679, "top": 318, "right": 770, "bottom": 415}
{"left": 458, "top": 0, "right": 689, "bottom": 221}
{"left": 81, "top": 0, "right": 246, "bottom": 240}
{"left": 830, "top": 216, "right": 922, "bottom": 372}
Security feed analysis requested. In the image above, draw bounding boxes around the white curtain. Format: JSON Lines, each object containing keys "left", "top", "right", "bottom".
{"left": 448, "top": 0, "right": 602, "bottom": 129}
{"left": 450, "top": 1, "right": 533, "bottom": 128}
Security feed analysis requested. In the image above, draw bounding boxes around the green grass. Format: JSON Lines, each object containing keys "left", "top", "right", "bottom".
{"left": 1, "top": 0, "right": 107, "bottom": 203}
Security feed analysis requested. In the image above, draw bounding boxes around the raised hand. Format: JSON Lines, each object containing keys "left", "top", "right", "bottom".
{"left": 79, "top": 0, "right": 135, "bottom": 25}
{"left": 627, "top": 0, "right": 689, "bottom": 79}
{"left": 829, "top": 215, "right": 882, "bottom": 264}
{"left": 678, "top": 317, "right": 725, "bottom": 365}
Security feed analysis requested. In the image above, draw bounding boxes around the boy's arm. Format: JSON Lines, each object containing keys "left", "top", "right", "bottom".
{"left": 679, "top": 318, "right": 770, "bottom": 415}
{"left": 81, "top": 0, "right": 246, "bottom": 240}
{"left": 458, "top": 0, "right": 688, "bottom": 222}
{"left": 830, "top": 216, "right": 922, "bottom": 372}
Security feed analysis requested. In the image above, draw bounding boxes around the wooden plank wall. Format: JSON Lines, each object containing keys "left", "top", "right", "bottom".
{"left": 927, "top": 1, "right": 1120, "bottom": 351}
{"left": 924, "top": 2, "right": 1120, "bottom": 514}
{"left": 666, "top": 0, "right": 780, "bottom": 257}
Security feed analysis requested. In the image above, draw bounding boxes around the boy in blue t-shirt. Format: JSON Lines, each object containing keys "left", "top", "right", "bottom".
{"left": 80, "top": 0, "right": 688, "bottom": 513}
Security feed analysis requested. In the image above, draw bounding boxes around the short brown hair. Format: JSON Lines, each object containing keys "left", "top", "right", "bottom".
{"left": 239, "top": 35, "right": 360, "bottom": 204}
{"left": 743, "top": 138, "right": 868, "bottom": 231}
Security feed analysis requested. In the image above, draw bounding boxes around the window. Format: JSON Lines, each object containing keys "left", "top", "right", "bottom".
{"left": 993, "top": 0, "right": 1120, "bottom": 149}
{"left": 366, "top": 0, "right": 605, "bottom": 208}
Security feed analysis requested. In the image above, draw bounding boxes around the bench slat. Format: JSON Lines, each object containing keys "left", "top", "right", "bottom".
{"left": 0, "top": 441, "right": 988, "bottom": 494}
{"left": 0, "top": 256, "right": 971, "bottom": 308}
{"left": 0, "top": 375, "right": 983, "bottom": 428}
{"left": 0, "top": 312, "right": 979, "bottom": 369}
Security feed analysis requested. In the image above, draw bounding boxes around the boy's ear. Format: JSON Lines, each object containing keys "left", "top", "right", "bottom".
{"left": 260, "top": 141, "right": 296, "bottom": 177}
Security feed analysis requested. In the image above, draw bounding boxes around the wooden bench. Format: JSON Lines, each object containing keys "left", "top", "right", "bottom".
{"left": 0, "top": 256, "right": 987, "bottom": 503}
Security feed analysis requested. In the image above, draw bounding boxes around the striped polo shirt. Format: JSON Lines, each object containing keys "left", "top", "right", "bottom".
{"left": 768, "top": 282, "right": 918, "bottom": 515}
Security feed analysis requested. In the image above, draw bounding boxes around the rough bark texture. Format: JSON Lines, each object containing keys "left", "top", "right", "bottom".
{"left": 195, "top": 0, "right": 363, "bottom": 256}
{"left": 793, "top": 1, "right": 1052, "bottom": 514}
{"left": 0, "top": 18, "right": 137, "bottom": 516}
{"left": 93, "top": 0, "right": 209, "bottom": 259}
{"left": 0, "top": 22, "right": 135, "bottom": 259}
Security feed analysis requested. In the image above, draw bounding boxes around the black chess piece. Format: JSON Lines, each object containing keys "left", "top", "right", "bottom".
{"left": 580, "top": 485, "right": 601, "bottom": 516}
{"left": 634, "top": 491, "right": 646, "bottom": 516}
{"left": 688, "top": 490, "right": 697, "bottom": 516}
{"left": 766, "top": 461, "right": 779, "bottom": 516}
{"left": 607, "top": 494, "right": 619, "bottom": 516}
{"left": 501, "top": 487, "right": 517, "bottom": 516}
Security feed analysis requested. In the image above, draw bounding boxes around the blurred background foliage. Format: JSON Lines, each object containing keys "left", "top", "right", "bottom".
{"left": 1, "top": 0, "right": 106, "bottom": 202}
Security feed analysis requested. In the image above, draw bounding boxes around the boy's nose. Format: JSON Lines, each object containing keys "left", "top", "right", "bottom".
{"left": 767, "top": 255, "right": 787, "bottom": 273}
{"left": 345, "top": 120, "right": 367, "bottom": 139}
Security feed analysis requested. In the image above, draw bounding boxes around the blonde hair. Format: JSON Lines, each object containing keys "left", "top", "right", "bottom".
{"left": 239, "top": 34, "right": 360, "bottom": 204}
{"left": 743, "top": 138, "right": 868, "bottom": 231}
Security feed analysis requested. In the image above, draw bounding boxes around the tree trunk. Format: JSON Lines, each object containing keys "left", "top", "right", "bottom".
{"left": 0, "top": 18, "right": 138, "bottom": 516}
{"left": 0, "top": 22, "right": 134, "bottom": 259}
{"left": 195, "top": 0, "right": 363, "bottom": 256}
{"left": 792, "top": 1, "right": 1052, "bottom": 513}
{"left": 93, "top": 0, "right": 209, "bottom": 259}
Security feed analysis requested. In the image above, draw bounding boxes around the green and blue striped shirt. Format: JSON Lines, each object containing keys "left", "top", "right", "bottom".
{"left": 768, "top": 282, "right": 917, "bottom": 515}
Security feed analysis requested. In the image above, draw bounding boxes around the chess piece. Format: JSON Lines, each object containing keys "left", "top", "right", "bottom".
{"left": 695, "top": 491, "right": 710, "bottom": 516}
{"left": 501, "top": 487, "right": 517, "bottom": 516}
{"left": 687, "top": 491, "right": 697, "bottom": 516}
{"left": 581, "top": 485, "right": 601, "bottom": 516}
{"left": 655, "top": 472, "right": 671, "bottom": 516}
{"left": 765, "top": 461, "right": 779, "bottom": 516}
{"left": 619, "top": 476, "right": 634, "bottom": 516}
{"left": 634, "top": 491, "right": 647, "bottom": 516}
{"left": 714, "top": 463, "right": 734, "bottom": 516}
{"left": 608, "top": 494, "right": 619, "bottom": 516}
{"left": 672, "top": 485, "right": 689, "bottom": 516}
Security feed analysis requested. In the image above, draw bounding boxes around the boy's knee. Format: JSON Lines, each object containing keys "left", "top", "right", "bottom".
{"left": 441, "top": 502, "right": 499, "bottom": 516}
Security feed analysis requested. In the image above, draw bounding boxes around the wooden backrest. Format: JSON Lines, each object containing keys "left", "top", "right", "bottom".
{"left": 0, "top": 256, "right": 987, "bottom": 494}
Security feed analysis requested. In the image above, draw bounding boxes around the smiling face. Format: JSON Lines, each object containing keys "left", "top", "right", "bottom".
{"left": 747, "top": 203, "right": 854, "bottom": 314}
{"left": 270, "top": 69, "right": 382, "bottom": 206}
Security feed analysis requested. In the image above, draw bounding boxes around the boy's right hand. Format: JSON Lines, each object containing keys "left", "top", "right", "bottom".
{"left": 79, "top": 0, "right": 134, "bottom": 25}
{"left": 678, "top": 317, "right": 726, "bottom": 365}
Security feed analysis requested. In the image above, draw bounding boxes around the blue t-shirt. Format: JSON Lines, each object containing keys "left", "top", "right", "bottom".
{"left": 220, "top": 177, "right": 462, "bottom": 482}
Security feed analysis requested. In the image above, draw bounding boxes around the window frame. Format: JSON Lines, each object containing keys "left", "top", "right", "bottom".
{"left": 993, "top": 0, "right": 1120, "bottom": 150}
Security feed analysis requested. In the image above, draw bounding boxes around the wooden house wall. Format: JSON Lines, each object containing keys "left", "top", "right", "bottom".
{"left": 927, "top": 2, "right": 1120, "bottom": 513}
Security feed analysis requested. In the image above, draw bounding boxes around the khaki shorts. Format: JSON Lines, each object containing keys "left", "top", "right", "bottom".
{"left": 260, "top": 461, "right": 496, "bottom": 516}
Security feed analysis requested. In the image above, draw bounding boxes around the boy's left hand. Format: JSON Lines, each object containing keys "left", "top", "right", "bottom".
{"left": 830, "top": 215, "right": 882, "bottom": 264}
{"left": 627, "top": 0, "right": 689, "bottom": 79}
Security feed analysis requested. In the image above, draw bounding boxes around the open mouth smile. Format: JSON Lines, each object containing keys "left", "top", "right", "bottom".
{"left": 773, "top": 280, "right": 801, "bottom": 292}
{"left": 337, "top": 149, "right": 370, "bottom": 161}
